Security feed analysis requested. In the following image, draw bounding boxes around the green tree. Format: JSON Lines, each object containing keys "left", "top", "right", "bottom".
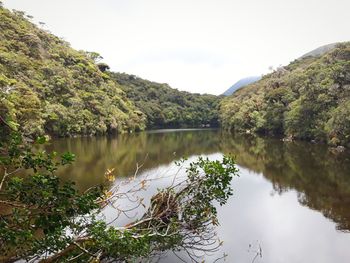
{"left": 220, "top": 42, "right": 350, "bottom": 146}
{"left": 110, "top": 72, "right": 220, "bottom": 129}
{"left": 0, "top": 121, "right": 237, "bottom": 262}
{"left": 0, "top": 6, "right": 146, "bottom": 137}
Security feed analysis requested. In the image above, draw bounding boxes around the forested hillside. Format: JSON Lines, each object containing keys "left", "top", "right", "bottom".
{"left": 111, "top": 72, "right": 220, "bottom": 128}
{"left": 0, "top": 6, "right": 221, "bottom": 137}
{"left": 0, "top": 6, "right": 147, "bottom": 137}
{"left": 2, "top": 4, "right": 349, "bottom": 145}
{"left": 220, "top": 42, "right": 350, "bottom": 146}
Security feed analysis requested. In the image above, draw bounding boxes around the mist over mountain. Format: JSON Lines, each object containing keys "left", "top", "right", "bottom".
{"left": 299, "top": 43, "right": 338, "bottom": 59}
{"left": 222, "top": 76, "right": 261, "bottom": 96}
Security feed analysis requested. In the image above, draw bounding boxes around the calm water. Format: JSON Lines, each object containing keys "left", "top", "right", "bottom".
{"left": 48, "top": 129, "right": 350, "bottom": 262}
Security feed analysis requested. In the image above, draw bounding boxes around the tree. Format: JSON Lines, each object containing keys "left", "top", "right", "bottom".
{"left": 326, "top": 101, "right": 350, "bottom": 146}
{"left": 85, "top": 51, "right": 103, "bottom": 63}
{"left": 219, "top": 42, "right": 350, "bottom": 145}
{"left": 97, "top": 62, "right": 110, "bottom": 72}
{"left": 0, "top": 5, "right": 146, "bottom": 137}
{"left": 0, "top": 120, "right": 238, "bottom": 262}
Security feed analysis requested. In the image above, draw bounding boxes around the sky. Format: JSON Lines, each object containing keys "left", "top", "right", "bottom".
{"left": 3, "top": 0, "right": 350, "bottom": 95}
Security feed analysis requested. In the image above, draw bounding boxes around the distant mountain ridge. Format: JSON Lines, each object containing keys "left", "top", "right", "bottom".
{"left": 299, "top": 43, "right": 338, "bottom": 59}
{"left": 222, "top": 76, "right": 261, "bottom": 96}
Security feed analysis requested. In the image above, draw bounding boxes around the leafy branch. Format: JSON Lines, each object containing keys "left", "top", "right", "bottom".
{"left": 0, "top": 129, "right": 238, "bottom": 262}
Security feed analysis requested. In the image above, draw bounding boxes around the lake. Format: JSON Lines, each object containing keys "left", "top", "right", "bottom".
{"left": 48, "top": 129, "right": 350, "bottom": 262}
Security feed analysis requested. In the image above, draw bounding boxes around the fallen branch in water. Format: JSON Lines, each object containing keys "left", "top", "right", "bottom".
{"left": 0, "top": 130, "right": 238, "bottom": 262}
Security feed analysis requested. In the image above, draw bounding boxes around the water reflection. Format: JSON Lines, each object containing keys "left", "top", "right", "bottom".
{"left": 220, "top": 134, "right": 350, "bottom": 232}
{"left": 49, "top": 129, "right": 350, "bottom": 232}
{"left": 47, "top": 129, "right": 350, "bottom": 262}
{"left": 48, "top": 129, "right": 220, "bottom": 190}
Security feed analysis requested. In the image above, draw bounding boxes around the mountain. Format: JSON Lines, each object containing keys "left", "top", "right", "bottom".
{"left": 220, "top": 42, "right": 350, "bottom": 146}
{"left": 222, "top": 76, "right": 261, "bottom": 96}
{"left": 110, "top": 72, "right": 220, "bottom": 128}
{"left": 299, "top": 43, "right": 338, "bottom": 59}
{"left": 0, "top": 6, "right": 220, "bottom": 137}
{"left": 0, "top": 6, "right": 147, "bottom": 137}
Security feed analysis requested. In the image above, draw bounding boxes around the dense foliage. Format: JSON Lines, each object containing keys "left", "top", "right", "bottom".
{"left": 0, "top": 5, "right": 221, "bottom": 138}
{"left": 220, "top": 42, "right": 350, "bottom": 146}
{"left": 0, "top": 119, "right": 237, "bottom": 262}
{"left": 0, "top": 5, "right": 146, "bottom": 137}
{"left": 111, "top": 72, "right": 220, "bottom": 128}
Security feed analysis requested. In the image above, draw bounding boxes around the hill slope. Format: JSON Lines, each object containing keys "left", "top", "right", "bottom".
{"left": 220, "top": 42, "right": 350, "bottom": 146}
{"left": 0, "top": 6, "right": 146, "bottom": 137}
{"left": 299, "top": 43, "right": 338, "bottom": 59}
{"left": 222, "top": 76, "right": 261, "bottom": 96}
{"left": 111, "top": 72, "right": 220, "bottom": 128}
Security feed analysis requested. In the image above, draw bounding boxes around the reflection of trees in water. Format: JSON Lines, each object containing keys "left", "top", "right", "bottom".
{"left": 47, "top": 130, "right": 221, "bottom": 191}
{"left": 48, "top": 130, "right": 350, "bottom": 231}
{"left": 220, "top": 132, "right": 350, "bottom": 232}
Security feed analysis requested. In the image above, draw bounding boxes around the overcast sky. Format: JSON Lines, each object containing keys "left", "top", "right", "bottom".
{"left": 3, "top": 0, "right": 350, "bottom": 94}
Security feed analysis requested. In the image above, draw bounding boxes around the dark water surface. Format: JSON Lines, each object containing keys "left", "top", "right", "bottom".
{"left": 49, "top": 129, "right": 350, "bottom": 262}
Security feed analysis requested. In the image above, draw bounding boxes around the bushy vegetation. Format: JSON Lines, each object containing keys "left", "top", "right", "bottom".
{"left": 3, "top": 3, "right": 350, "bottom": 149}
{"left": 0, "top": 5, "right": 220, "bottom": 138}
{"left": 0, "top": 122, "right": 237, "bottom": 262}
{"left": 111, "top": 72, "right": 220, "bottom": 129}
{"left": 220, "top": 42, "right": 350, "bottom": 146}
{"left": 0, "top": 6, "right": 146, "bottom": 137}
